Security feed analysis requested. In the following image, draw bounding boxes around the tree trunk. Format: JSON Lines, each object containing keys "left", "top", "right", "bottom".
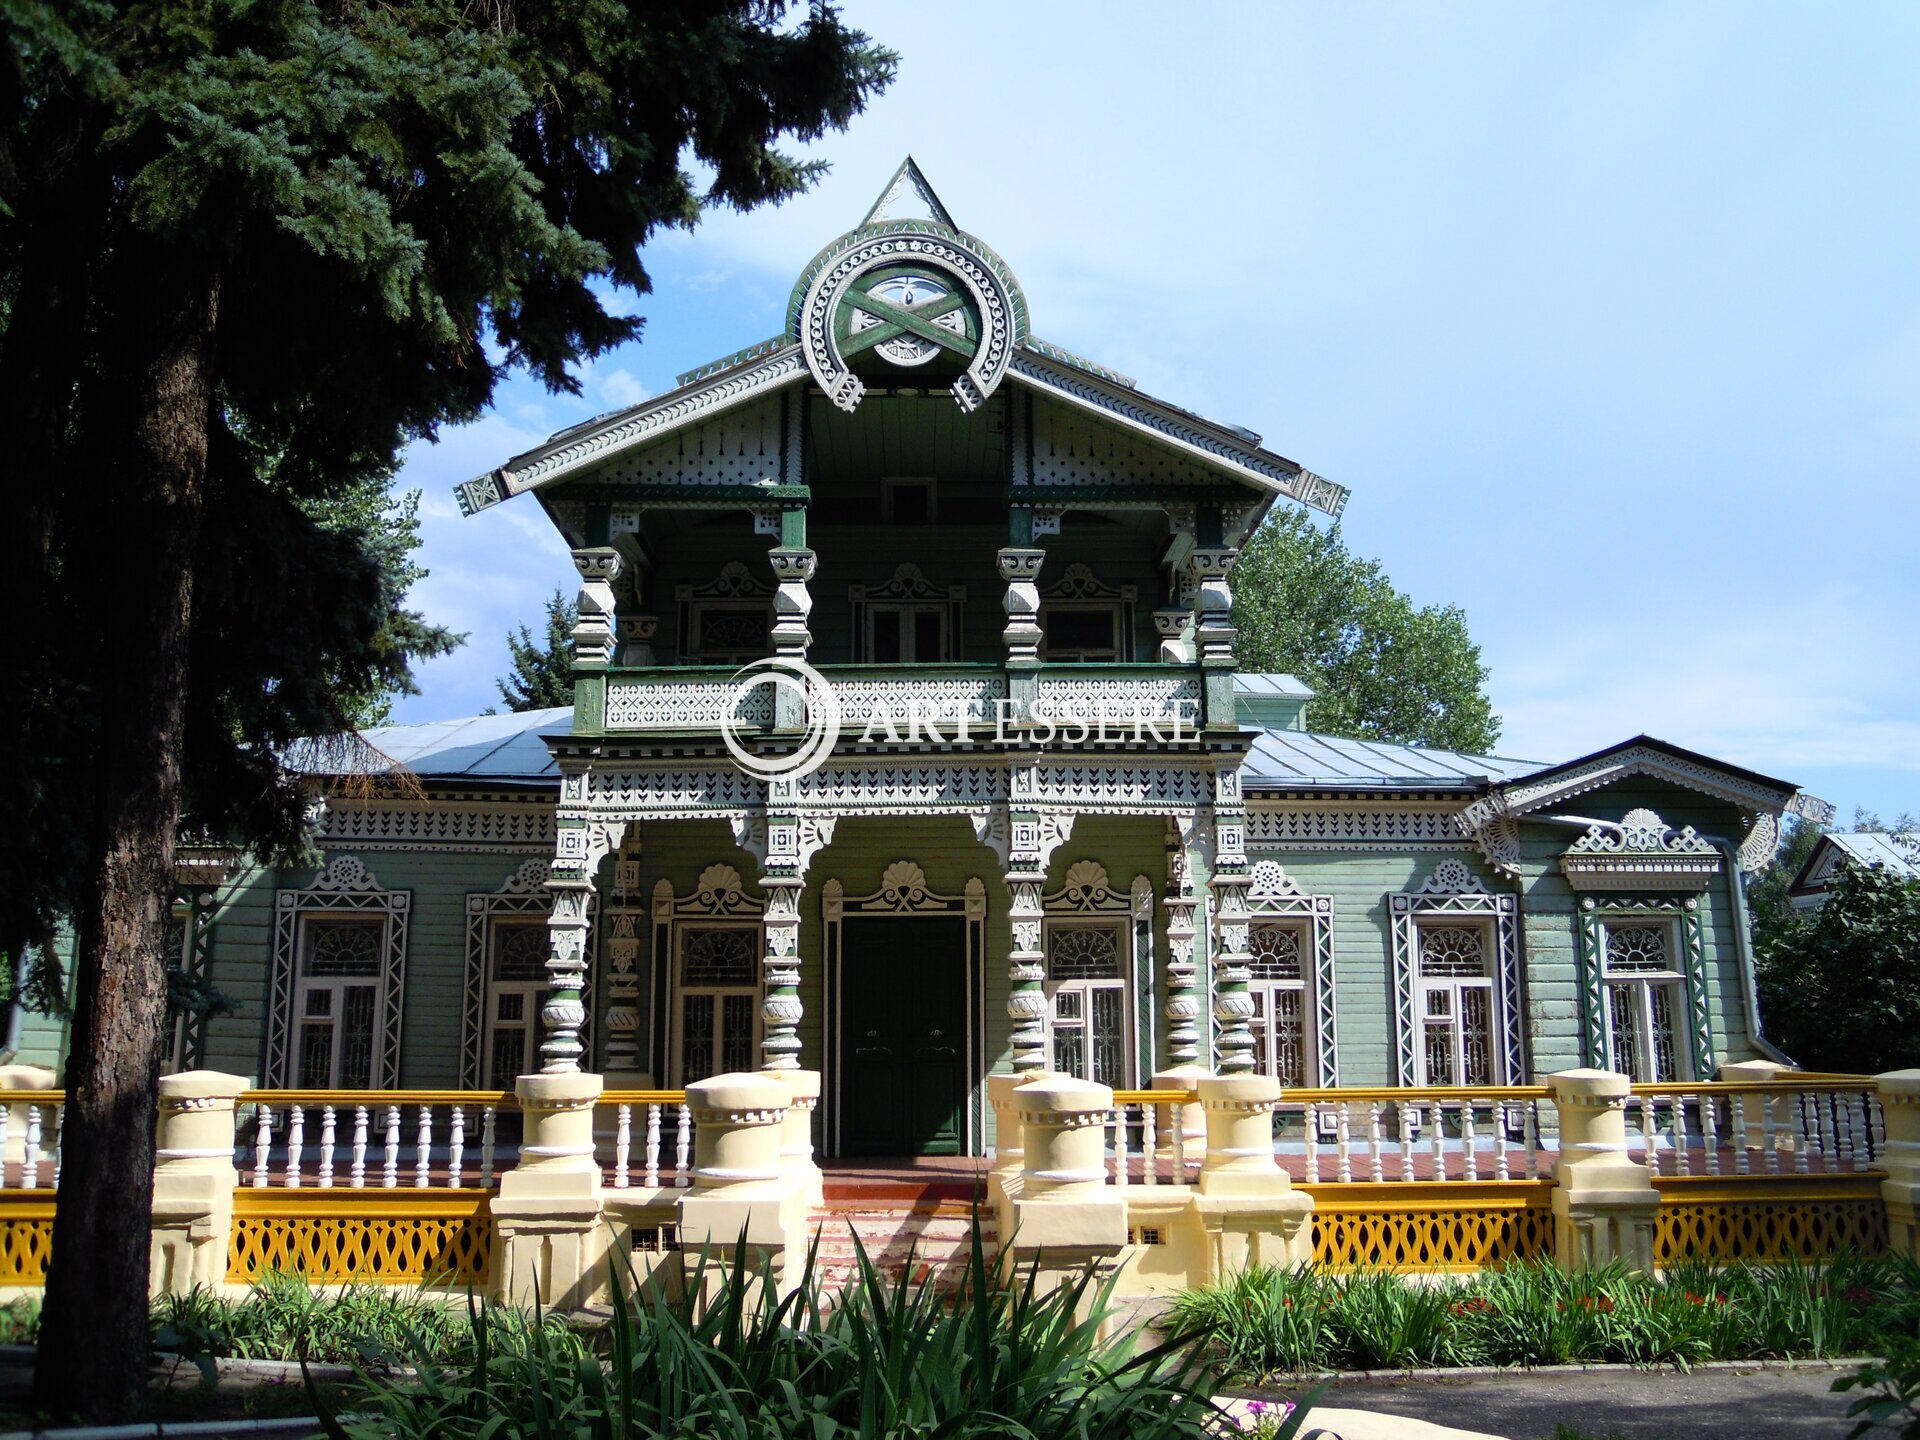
{"left": 32, "top": 259, "right": 219, "bottom": 1424}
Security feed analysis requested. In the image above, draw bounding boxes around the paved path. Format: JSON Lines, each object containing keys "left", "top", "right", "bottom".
{"left": 1246, "top": 1363, "right": 1865, "bottom": 1440}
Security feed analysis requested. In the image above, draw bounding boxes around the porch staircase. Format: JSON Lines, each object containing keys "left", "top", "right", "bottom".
{"left": 803, "top": 1170, "right": 997, "bottom": 1297}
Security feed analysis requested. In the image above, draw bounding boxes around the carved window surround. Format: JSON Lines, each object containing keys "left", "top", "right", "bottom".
{"left": 821, "top": 863, "right": 988, "bottom": 1156}
{"left": 1039, "top": 861, "right": 1152, "bottom": 1088}
{"left": 650, "top": 865, "right": 766, "bottom": 1087}
{"left": 459, "top": 860, "right": 556, "bottom": 1089}
{"left": 1038, "top": 563, "right": 1137, "bottom": 663}
{"left": 1558, "top": 808, "right": 1722, "bottom": 892}
{"left": 1245, "top": 860, "right": 1339, "bottom": 1087}
{"left": 849, "top": 564, "right": 966, "bottom": 664}
{"left": 1576, "top": 895, "right": 1712, "bottom": 1077}
{"left": 267, "top": 858, "right": 410, "bottom": 1088}
{"left": 675, "top": 561, "right": 773, "bottom": 664}
{"left": 1388, "top": 859, "right": 1523, "bottom": 1089}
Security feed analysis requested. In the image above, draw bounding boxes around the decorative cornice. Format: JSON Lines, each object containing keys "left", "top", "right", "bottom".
{"left": 315, "top": 799, "right": 556, "bottom": 854}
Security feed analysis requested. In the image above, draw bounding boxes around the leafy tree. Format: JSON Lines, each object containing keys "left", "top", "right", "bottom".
{"left": 1755, "top": 863, "right": 1920, "bottom": 1073}
{"left": 1231, "top": 512, "right": 1501, "bottom": 754}
{"left": 1746, "top": 814, "right": 1826, "bottom": 951}
{"left": 495, "top": 589, "right": 578, "bottom": 712}
{"left": 0, "top": 1, "right": 893, "bottom": 1419}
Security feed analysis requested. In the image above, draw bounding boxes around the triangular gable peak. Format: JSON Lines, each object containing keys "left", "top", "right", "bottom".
{"left": 457, "top": 160, "right": 1347, "bottom": 520}
{"left": 1455, "top": 736, "right": 1800, "bottom": 880}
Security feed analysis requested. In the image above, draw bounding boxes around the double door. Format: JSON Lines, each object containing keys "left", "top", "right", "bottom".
{"left": 839, "top": 917, "right": 967, "bottom": 1156}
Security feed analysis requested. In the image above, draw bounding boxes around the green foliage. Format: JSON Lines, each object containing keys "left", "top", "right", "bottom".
{"left": 1165, "top": 1254, "right": 1916, "bottom": 1379}
{"left": 0, "top": 1298, "right": 39, "bottom": 1346}
{"left": 152, "top": 1275, "right": 484, "bottom": 1368}
{"left": 317, "top": 1229, "right": 1234, "bottom": 1439}
{"left": 1747, "top": 813, "right": 1827, "bottom": 950}
{"left": 1230, "top": 512, "right": 1501, "bottom": 754}
{"left": 1836, "top": 1338, "right": 1920, "bottom": 1439}
{"left": 1755, "top": 863, "right": 1920, "bottom": 1073}
{"left": 493, "top": 589, "right": 577, "bottom": 713}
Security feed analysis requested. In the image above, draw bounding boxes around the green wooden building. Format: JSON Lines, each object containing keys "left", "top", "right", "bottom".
{"left": 15, "top": 161, "right": 1808, "bottom": 1158}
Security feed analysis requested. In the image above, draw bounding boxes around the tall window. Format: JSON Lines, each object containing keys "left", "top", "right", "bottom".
{"left": 1045, "top": 922, "right": 1128, "bottom": 1087}
{"left": 676, "top": 925, "right": 759, "bottom": 1084}
{"left": 868, "top": 604, "right": 949, "bottom": 662}
{"left": 1602, "top": 919, "right": 1687, "bottom": 1081}
{"left": 688, "top": 603, "right": 769, "bottom": 665}
{"left": 1417, "top": 924, "right": 1495, "bottom": 1087}
{"left": 1039, "top": 606, "right": 1121, "bottom": 662}
{"left": 1247, "top": 921, "right": 1310, "bottom": 1086}
{"left": 293, "top": 916, "right": 388, "bottom": 1088}
{"left": 482, "top": 919, "right": 549, "bottom": 1085}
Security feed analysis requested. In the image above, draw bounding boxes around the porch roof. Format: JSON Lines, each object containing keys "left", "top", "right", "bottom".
{"left": 1241, "top": 730, "right": 1546, "bottom": 792}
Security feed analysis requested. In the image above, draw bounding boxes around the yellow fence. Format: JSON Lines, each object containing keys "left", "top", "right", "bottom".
{"left": 1304, "top": 1180, "right": 1556, "bottom": 1272}
{"left": 227, "top": 1189, "right": 494, "bottom": 1286}
{"left": 1652, "top": 1175, "right": 1890, "bottom": 1265}
{"left": 0, "top": 1195, "right": 55, "bottom": 1285}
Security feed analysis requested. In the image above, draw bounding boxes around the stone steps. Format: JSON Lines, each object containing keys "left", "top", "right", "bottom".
{"left": 800, "top": 1205, "right": 996, "bottom": 1294}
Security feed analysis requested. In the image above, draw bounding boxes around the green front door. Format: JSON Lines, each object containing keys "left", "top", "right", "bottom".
{"left": 841, "top": 916, "right": 967, "bottom": 1156}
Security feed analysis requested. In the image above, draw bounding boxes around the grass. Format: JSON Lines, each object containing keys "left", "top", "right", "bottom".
{"left": 1165, "top": 1252, "right": 1920, "bottom": 1379}
{"left": 152, "top": 1271, "right": 491, "bottom": 1368}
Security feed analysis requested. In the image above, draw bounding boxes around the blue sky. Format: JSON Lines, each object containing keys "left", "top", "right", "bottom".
{"left": 390, "top": 3, "right": 1920, "bottom": 822}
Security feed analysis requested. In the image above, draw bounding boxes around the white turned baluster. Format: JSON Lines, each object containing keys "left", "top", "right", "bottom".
{"left": 414, "top": 1105, "right": 432, "bottom": 1188}
{"left": 1142, "top": 1103, "right": 1158, "bottom": 1187}
{"left": 1335, "top": 1103, "right": 1352, "bottom": 1183}
{"left": 675, "top": 1103, "right": 691, "bottom": 1188}
{"left": 253, "top": 1105, "right": 273, "bottom": 1188}
{"left": 1430, "top": 1101, "right": 1446, "bottom": 1181}
{"left": 1368, "top": 1103, "right": 1385, "bottom": 1183}
{"left": 1304, "top": 1104, "right": 1320, "bottom": 1182}
{"left": 1793, "top": 1094, "right": 1812, "bottom": 1175}
{"left": 1673, "top": 1098, "right": 1691, "bottom": 1177}
{"left": 1114, "top": 1106, "right": 1130, "bottom": 1188}
{"left": 1172, "top": 1103, "right": 1188, "bottom": 1180}
{"left": 1462, "top": 1101, "right": 1479, "bottom": 1181}
{"left": 1494, "top": 1103, "right": 1511, "bottom": 1181}
{"left": 286, "top": 1104, "right": 305, "bottom": 1189}
{"left": 1523, "top": 1100, "right": 1540, "bottom": 1180}
{"left": 49, "top": 1105, "right": 62, "bottom": 1188}
{"left": 0, "top": 1107, "right": 13, "bottom": 1191}
{"left": 1731, "top": 1093, "right": 1750, "bottom": 1174}
{"left": 1761, "top": 1094, "right": 1781, "bottom": 1175}
{"left": 1838, "top": 1095, "right": 1858, "bottom": 1169}
{"left": 1701, "top": 1096, "right": 1721, "bottom": 1176}
{"left": 351, "top": 1105, "right": 369, "bottom": 1188}
{"left": 481, "top": 1105, "right": 498, "bottom": 1187}
{"left": 23, "top": 1107, "right": 41, "bottom": 1190}
{"left": 1399, "top": 1104, "right": 1416, "bottom": 1181}
{"left": 449, "top": 1106, "right": 465, "bottom": 1189}
{"left": 1636, "top": 1096, "right": 1655, "bottom": 1171}
{"left": 383, "top": 1104, "right": 401, "bottom": 1189}
{"left": 1817, "top": 1094, "right": 1838, "bottom": 1173}
{"left": 644, "top": 1104, "right": 661, "bottom": 1188}
{"left": 615, "top": 1104, "right": 632, "bottom": 1189}
{"left": 317, "top": 1106, "right": 336, "bottom": 1188}
{"left": 1870, "top": 1094, "right": 1887, "bottom": 1158}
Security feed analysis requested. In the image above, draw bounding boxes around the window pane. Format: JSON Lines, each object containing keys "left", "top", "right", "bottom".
{"left": 681, "top": 994, "right": 715, "bottom": 1083}
{"left": 305, "top": 918, "right": 383, "bottom": 976}
{"left": 888, "top": 483, "right": 932, "bottom": 525}
{"left": 697, "top": 606, "right": 767, "bottom": 659}
{"left": 491, "top": 921, "right": 548, "bottom": 982}
{"left": 1054, "top": 989, "right": 1082, "bottom": 1021}
{"left": 872, "top": 609, "right": 902, "bottom": 663}
{"left": 339, "top": 985, "right": 378, "bottom": 1088}
{"left": 913, "top": 608, "right": 944, "bottom": 661}
{"left": 1090, "top": 987, "right": 1125, "bottom": 1087}
{"left": 1044, "top": 609, "right": 1117, "bottom": 656}
{"left": 1419, "top": 926, "right": 1486, "bottom": 978}
{"left": 304, "top": 988, "right": 333, "bottom": 1017}
{"left": 1047, "top": 925, "right": 1120, "bottom": 980}
{"left": 1605, "top": 922, "right": 1670, "bottom": 974}
{"left": 1460, "top": 988, "right": 1493, "bottom": 1087}
{"left": 1271, "top": 986, "right": 1306, "bottom": 1088}
{"left": 721, "top": 993, "right": 757, "bottom": 1073}
{"left": 1249, "top": 924, "right": 1302, "bottom": 980}
{"left": 297, "top": 1021, "right": 334, "bottom": 1088}
{"left": 1053, "top": 1025, "right": 1085, "bottom": 1080}
{"left": 1423, "top": 1020, "right": 1455, "bottom": 1086}
{"left": 683, "top": 928, "right": 756, "bottom": 986}
{"left": 497, "top": 992, "right": 525, "bottom": 1022}
{"left": 1648, "top": 983, "right": 1680, "bottom": 1082}
{"left": 490, "top": 1029, "right": 526, "bottom": 1085}
{"left": 1607, "top": 983, "right": 1639, "bottom": 1076}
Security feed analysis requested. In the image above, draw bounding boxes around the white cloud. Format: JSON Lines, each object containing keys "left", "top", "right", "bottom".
{"left": 595, "top": 367, "right": 650, "bottom": 409}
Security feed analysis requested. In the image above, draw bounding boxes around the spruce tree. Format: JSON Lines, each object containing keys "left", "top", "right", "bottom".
{"left": 496, "top": 590, "right": 579, "bottom": 712}
{"left": 0, "top": 2, "right": 893, "bottom": 1418}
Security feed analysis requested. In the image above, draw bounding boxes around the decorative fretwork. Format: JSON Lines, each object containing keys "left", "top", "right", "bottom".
{"left": 1046, "top": 925, "right": 1121, "bottom": 980}
{"left": 1418, "top": 926, "right": 1487, "bottom": 978}
{"left": 821, "top": 864, "right": 988, "bottom": 1155}
{"left": 849, "top": 564, "right": 967, "bottom": 664}
{"left": 1248, "top": 926, "right": 1302, "bottom": 980}
{"left": 1246, "top": 808, "right": 1471, "bottom": 850}
{"left": 1389, "top": 860, "right": 1522, "bottom": 1089}
{"left": 228, "top": 1194, "right": 494, "bottom": 1285}
{"left": 1651, "top": 1183, "right": 1889, "bottom": 1264}
{"left": 1309, "top": 1186, "right": 1555, "bottom": 1272}
{"left": 605, "top": 679, "right": 773, "bottom": 731}
{"left": 1561, "top": 808, "right": 1723, "bottom": 891}
{"left": 1241, "top": 859, "right": 1339, "bottom": 1087}
{"left": 651, "top": 867, "right": 765, "bottom": 1085}
{"left": 460, "top": 861, "right": 558, "bottom": 1089}
{"left": 314, "top": 799, "right": 557, "bottom": 854}
{"left": 268, "top": 859, "right": 410, "bottom": 1089}
{"left": 1576, "top": 896, "right": 1713, "bottom": 1077}
{"left": 0, "top": 1200, "right": 54, "bottom": 1283}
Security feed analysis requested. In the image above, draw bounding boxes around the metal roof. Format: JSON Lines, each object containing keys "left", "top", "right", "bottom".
{"left": 1827, "top": 831, "right": 1920, "bottom": 878}
{"left": 1233, "top": 673, "right": 1316, "bottom": 699}
{"left": 1241, "top": 730, "right": 1546, "bottom": 791}
{"left": 342, "top": 708, "right": 571, "bottom": 783}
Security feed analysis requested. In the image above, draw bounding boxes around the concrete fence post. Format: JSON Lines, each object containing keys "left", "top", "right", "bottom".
{"left": 1191, "top": 1073, "right": 1313, "bottom": 1278}
{"left": 1875, "top": 1070, "right": 1920, "bottom": 1258}
{"left": 1152, "top": 1064, "right": 1209, "bottom": 1176}
{"left": 676, "top": 1072, "right": 790, "bottom": 1304}
{"left": 1547, "top": 1068, "right": 1658, "bottom": 1270}
{"left": 150, "top": 1070, "right": 248, "bottom": 1297}
{"left": 490, "top": 1072, "right": 606, "bottom": 1308}
{"left": 1007, "top": 1075, "right": 1127, "bottom": 1294}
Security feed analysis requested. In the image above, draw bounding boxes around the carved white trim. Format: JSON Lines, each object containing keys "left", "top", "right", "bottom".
{"left": 1244, "top": 807, "right": 1472, "bottom": 850}
{"left": 313, "top": 799, "right": 556, "bottom": 854}
{"left": 461, "top": 860, "right": 562, "bottom": 1088}
{"left": 606, "top": 679, "right": 773, "bottom": 730}
{"left": 1244, "top": 862, "right": 1339, "bottom": 1087}
{"left": 1388, "top": 861, "right": 1523, "bottom": 1088}
{"left": 267, "top": 859, "right": 410, "bottom": 1088}
{"left": 1560, "top": 808, "right": 1724, "bottom": 892}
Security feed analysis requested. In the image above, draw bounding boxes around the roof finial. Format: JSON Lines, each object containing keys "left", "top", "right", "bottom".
{"left": 861, "top": 156, "right": 955, "bottom": 229}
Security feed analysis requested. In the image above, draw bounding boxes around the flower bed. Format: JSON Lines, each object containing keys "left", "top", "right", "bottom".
{"left": 1165, "top": 1254, "right": 1918, "bottom": 1377}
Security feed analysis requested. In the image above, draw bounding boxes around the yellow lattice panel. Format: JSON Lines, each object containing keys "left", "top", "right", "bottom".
{"left": 0, "top": 1198, "right": 55, "bottom": 1285}
{"left": 228, "top": 1191, "right": 493, "bottom": 1285}
{"left": 1652, "top": 1178, "right": 1888, "bottom": 1264}
{"left": 1305, "top": 1181, "right": 1555, "bottom": 1272}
